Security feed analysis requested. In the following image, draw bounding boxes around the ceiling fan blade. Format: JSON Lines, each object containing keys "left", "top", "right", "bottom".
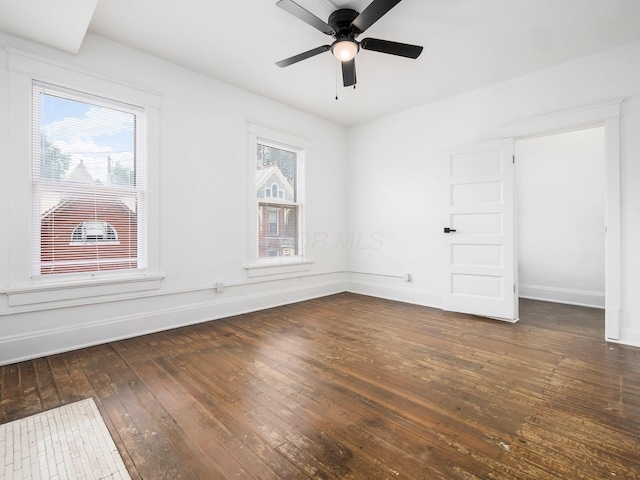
{"left": 276, "top": 45, "right": 331, "bottom": 67}
{"left": 360, "top": 38, "right": 423, "bottom": 59}
{"left": 351, "top": 0, "right": 402, "bottom": 33}
{"left": 342, "top": 59, "right": 356, "bottom": 87}
{"left": 276, "top": 0, "right": 335, "bottom": 35}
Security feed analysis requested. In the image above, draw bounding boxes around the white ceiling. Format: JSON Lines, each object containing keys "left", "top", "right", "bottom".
{"left": 0, "top": 0, "right": 98, "bottom": 54}
{"left": 3, "top": 0, "right": 640, "bottom": 126}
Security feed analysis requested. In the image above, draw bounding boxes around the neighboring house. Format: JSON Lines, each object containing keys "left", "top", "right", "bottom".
{"left": 256, "top": 165, "right": 297, "bottom": 257}
{"left": 39, "top": 160, "right": 138, "bottom": 275}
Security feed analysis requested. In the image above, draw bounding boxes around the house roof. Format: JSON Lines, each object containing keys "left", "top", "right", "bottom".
{"left": 65, "top": 160, "right": 98, "bottom": 184}
{"left": 256, "top": 165, "right": 295, "bottom": 199}
{"left": 41, "top": 195, "right": 135, "bottom": 219}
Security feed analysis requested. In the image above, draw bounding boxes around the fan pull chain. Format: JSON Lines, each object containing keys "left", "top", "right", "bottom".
{"left": 335, "top": 59, "right": 339, "bottom": 100}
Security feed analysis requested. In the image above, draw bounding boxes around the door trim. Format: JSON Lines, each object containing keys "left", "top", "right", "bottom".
{"left": 501, "top": 99, "right": 622, "bottom": 341}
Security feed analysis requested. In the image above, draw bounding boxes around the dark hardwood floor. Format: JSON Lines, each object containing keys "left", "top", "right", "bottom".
{"left": 1, "top": 293, "right": 639, "bottom": 479}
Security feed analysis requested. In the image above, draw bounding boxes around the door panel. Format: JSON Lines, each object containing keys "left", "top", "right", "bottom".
{"left": 451, "top": 274, "right": 503, "bottom": 298}
{"left": 451, "top": 212, "right": 502, "bottom": 234}
{"left": 443, "top": 139, "right": 518, "bottom": 322}
{"left": 452, "top": 181, "right": 502, "bottom": 204}
{"left": 451, "top": 244, "right": 503, "bottom": 267}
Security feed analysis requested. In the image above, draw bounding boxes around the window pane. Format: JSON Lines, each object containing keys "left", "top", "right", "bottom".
{"left": 256, "top": 143, "right": 296, "bottom": 202}
{"left": 38, "top": 189, "right": 139, "bottom": 275}
{"left": 36, "top": 92, "right": 136, "bottom": 187}
{"left": 258, "top": 204, "right": 298, "bottom": 258}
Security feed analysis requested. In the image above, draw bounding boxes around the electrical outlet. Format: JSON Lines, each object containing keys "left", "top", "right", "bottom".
{"left": 403, "top": 273, "right": 411, "bottom": 282}
{"left": 215, "top": 282, "right": 224, "bottom": 293}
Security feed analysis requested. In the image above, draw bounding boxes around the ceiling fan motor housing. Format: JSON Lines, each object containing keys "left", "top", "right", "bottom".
{"left": 328, "top": 9, "right": 360, "bottom": 39}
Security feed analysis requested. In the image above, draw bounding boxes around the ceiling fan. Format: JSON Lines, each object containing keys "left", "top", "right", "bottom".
{"left": 276, "top": 0, "right": 423, "bottom": 87}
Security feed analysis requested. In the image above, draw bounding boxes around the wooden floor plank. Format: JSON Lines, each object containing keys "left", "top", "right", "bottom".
{"left": 0, "top": 362, "right": 21, "bottom": 423}
{"left": 1, "top": 294, "right": 639, "bottom": 479}
{"left": 32, "top": 356, "right": 61, "bottom": 411}
{"left": 46, "top": 354, "right": 83, "bottom": 405}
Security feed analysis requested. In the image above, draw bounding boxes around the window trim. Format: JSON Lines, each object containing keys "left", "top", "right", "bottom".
{"left": 246, "top": 122, "right": 311, "bottom": 276}
{"left": 5, "top": 47, "right": 162, "bottom": 307}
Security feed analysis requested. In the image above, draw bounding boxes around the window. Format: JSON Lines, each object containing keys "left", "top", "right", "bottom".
{"left": 70, "top": 221, "right": 118, "bottom": 244}
{"left": 255, "top": 137, "right": 303, "bottom": 260}
{"left": 268, "top": 210, "right": 279, "bottom": 236}
{"left": 32, "top": 82, "right": 145, "bottom": 276}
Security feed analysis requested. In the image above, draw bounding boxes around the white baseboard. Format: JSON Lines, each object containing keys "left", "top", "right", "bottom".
{"left": 0, "top": 279, "right": 346, "bottom": 366}
{"left": 1, "top": 278, "right": 623, "bottom": 366}
{"left": 519, "top": 284, "right": 605, "bottom": 309}
{"left": 347, "top": 280, "right": 442, "bottom": 310}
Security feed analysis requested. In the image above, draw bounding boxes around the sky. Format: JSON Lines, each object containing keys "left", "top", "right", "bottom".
{"left": 39, "top": 92, "right": 136, "bottom": 184}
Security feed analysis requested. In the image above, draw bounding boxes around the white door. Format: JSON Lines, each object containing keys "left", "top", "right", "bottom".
{"left": 442, "top": 139, "right": 518, "bottom": 322}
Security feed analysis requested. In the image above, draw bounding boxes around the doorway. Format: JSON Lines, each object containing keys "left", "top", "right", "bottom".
{"left": 516, "top": 126, "right": 606, "bottom": 312}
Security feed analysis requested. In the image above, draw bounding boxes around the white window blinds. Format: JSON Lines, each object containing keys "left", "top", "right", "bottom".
{"left": 32, "top": 82, "right": 146, "bottom": 276}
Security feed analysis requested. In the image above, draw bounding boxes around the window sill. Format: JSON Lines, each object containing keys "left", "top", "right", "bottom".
{"left": 245, "top": 259, "right": 313, "bottom": 278}
{"left": 5, "top": 274, "right": 164, "bottom": 306}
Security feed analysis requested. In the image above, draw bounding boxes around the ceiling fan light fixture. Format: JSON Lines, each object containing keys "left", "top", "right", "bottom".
{"left": 332, "top": 40, "right": 359, "bottom": 62}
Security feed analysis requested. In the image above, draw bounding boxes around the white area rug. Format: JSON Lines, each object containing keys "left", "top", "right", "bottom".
{"left": 0, "top": 398, "right": 131, "bottom": 480}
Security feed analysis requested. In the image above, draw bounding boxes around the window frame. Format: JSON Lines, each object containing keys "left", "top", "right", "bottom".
{"left": 247, "top": 123, "right": 311, "bottom": 277}
{"left": 4, "top": 48, "right": 162, "bottom": 308}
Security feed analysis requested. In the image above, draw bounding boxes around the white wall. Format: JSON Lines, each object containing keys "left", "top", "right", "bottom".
{"left": 517, "top": 127, "right": 606, "bottom": 308}
{"left": 347, "top": 41, "right": 640, "bottom": 346}
{"left": 2, "top": 33, "right": 640, "bottom": 365}
{"left": 0, "top": 32, "right": 349, "bottom": 365}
